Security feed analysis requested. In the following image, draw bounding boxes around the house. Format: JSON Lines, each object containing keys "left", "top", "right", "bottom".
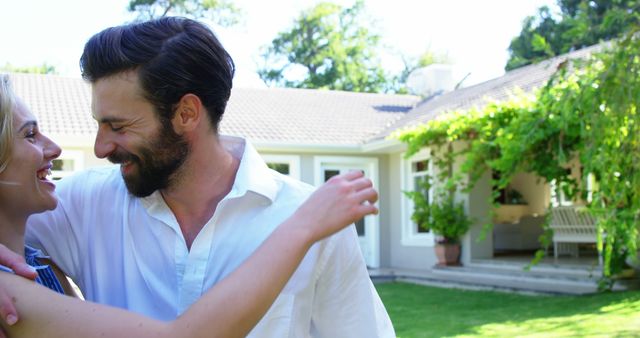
{"left": 12, "top": 72, "right": 420, "bottom": 270}
{"left": 9, "top": 43, "right": 627, "bottom": 293}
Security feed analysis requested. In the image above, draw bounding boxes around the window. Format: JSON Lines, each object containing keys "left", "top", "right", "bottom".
{"left": 412, "top": 160, "right": 431, "bottom": 233}
{"left": 267, "top": 162, "right": 290, "bottom": 175}
{"left": 261, "top": 154, "right": 301, "bottom": 180}
{"left": 51, "top": 150, "right": 84, "bottom": 180}
{"left": 401, "top": 150, "right": 435, "bottom": 246}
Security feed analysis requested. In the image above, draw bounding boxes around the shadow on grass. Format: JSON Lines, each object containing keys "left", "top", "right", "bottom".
{"left": 376, "top": 282, "right": 640, "bottom": 338}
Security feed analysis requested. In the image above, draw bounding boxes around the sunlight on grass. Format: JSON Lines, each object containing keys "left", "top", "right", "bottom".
{"left": 376, "top": 282, "right": 640, "bottom": 338}
{"left": 466, "top": 311, "right": 640, "bottom": 337}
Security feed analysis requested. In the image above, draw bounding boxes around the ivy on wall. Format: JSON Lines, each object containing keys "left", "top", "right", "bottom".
{"left": 395, "top": 31, "right": 640, "bottom": 286}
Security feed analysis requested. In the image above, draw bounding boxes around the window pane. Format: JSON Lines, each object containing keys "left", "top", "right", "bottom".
{"left": 412, "top": 175, "right": 430, "bottom": 233}
{"left": 267, "top": 162, "right": 290, "bottom": 175}
{"left": 413, "top": 175, "right": 429, "bottom": 199}
{"left": 355, "top": 217, "right": 365, "bottom": 236}
{"left": 324, "top": 169, "right": 340, "bottom": 182}
{"left": 52, "top": 159, "right": 74, "bottom": 171}
{"left": 412, "top": 159, "right": 428, "bottom": 173}
{"left": 417, "top": 223, "right": 430, "bottom": 233}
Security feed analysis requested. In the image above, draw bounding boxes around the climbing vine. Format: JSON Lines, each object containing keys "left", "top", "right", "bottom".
{"left": 395, "top": 31, "right": 640, "bottom": 286}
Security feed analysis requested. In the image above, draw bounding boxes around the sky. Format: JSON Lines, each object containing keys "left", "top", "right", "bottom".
{"left": 1, "top": 0, "right": 559, "bottom": 88}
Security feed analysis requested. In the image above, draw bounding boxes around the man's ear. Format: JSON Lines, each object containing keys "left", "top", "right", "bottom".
{"left": 172, "top": 94, "right": 202, "bottom": 134}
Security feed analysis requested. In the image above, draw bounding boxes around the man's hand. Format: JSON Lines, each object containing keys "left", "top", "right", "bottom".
{"left": 293, "top": 170, "right": 379, "bottom": 242}
{"left": 0, "top": 243, "right": 37, "bottom": 329}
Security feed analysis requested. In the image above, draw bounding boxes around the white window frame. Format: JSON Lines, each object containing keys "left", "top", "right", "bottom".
{"left": 261, "top": 154, "right": 301, "bottom": 180}
{"left": 401, "top": 149, "right": 435, "bottom": 247}
{"left": 586, "top": 173, "right": 596, "bottom": 203}
{"left": 51, "top": 150, "right": 84, "bottom": 179}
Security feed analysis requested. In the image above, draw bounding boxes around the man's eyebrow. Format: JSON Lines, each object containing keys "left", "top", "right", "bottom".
{"left": 92, "top": 115, "right": 128, "bottom": 124}
{"left": 18, "top": 120, "right": 37, "bottom": 132}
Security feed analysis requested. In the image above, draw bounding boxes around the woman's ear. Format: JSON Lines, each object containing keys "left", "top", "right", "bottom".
{"left": 172, "top": 94, "right": 202, "bottom": 134}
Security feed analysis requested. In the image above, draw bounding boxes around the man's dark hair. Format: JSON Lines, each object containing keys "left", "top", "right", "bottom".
{"left": 80, "top": 16, "right": 235, "bottom": 131}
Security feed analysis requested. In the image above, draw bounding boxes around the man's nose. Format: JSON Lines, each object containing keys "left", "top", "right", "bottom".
{"left": 94, "top": 126, "right": 116, "bottom": 159}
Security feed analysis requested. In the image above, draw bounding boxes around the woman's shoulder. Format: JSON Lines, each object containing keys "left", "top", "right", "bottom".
{"left": 21, "top": 245, "right": 75, "bottom": 296}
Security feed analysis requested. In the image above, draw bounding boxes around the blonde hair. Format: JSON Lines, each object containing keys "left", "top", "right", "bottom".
{"left": 0, "top": 74, "right": 15, "bottom": 174}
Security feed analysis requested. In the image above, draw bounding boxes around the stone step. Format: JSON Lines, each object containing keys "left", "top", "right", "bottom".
{"left": 429, "top": 266, "right": 599, "bottom": 295}
{"left": 464, "top": 261, "right": 602, "bottom": 281}
{"left": 470, "top": 258, "right": 603, "bottom": 277}
{"left": 370, "top": 264, "right": 639, "bottom": 295}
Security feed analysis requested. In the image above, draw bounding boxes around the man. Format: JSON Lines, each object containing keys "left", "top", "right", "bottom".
{"left": 9, "top": 17, "right": 394, "bottom": 337}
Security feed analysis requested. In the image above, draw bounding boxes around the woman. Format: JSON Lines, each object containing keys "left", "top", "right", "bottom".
{"left": 0, "top": 74, "right": 379, "bottom": 338}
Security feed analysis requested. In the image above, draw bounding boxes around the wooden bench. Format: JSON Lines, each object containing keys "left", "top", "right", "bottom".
{"left": 549, "top": 206, "right": 601, "bottom": 264}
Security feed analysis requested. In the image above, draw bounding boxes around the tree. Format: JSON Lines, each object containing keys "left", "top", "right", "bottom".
{"left": 1, "top": 63, "right": 57, "bottom": 75}
{"left": 258, "top": 1, "right": 388, "bottom": 93}
{"left": 506, "top": 0, "right": 640, "bottom": 70}
{"left": 128, "top": 0, "right": 241, "bottom": 26}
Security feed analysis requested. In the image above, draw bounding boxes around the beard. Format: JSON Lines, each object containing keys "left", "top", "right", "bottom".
{"left": 108, "top": 121, "right": 189, "bottom": 197}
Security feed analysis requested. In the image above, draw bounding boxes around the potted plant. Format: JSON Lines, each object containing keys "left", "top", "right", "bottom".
{"left": 406, "top": 185, "right": 471, "bottom": 266}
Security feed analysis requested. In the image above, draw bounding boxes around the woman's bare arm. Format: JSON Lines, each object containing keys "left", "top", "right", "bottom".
{"left": 0, "top": 171, "right": 377, "bottom": 338}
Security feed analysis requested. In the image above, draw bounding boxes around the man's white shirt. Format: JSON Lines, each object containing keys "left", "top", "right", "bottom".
{"left": 26, "top": 136, "right": 394, "bottom": 337}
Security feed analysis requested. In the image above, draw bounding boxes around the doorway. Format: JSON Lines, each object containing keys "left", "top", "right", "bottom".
{"left": 314, "top": 156, "right": 380, "bottom": 268}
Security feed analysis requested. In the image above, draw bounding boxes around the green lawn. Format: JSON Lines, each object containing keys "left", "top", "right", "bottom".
{"left": 376, "top": 282, "right": 640, "bottom": 337}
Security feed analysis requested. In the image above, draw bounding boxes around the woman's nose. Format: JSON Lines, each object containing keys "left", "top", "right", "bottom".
{"left": 43, "top": 135, "right": 62, "bottom": 160}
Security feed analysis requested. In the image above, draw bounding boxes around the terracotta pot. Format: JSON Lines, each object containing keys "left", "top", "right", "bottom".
{"left": 434, "top": 242, "right": 461, "bottom": 267}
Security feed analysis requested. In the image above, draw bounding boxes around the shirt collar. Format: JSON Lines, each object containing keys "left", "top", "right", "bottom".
{"left": 222, "top": 135, "right": 278, "bottom": 203}
{"left": 140, "top": 136, "right": 278, "bottom": 212}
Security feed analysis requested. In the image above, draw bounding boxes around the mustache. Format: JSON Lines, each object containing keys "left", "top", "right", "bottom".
{"left": 108, "top": 150, "right": 139, "bottom": 165}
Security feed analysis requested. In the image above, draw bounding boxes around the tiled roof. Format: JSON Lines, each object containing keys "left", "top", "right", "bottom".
{"left": 11, "top": 73, "right": 95, "bottom": 136}
{"left": 223, "top": 87, "right": 418, "bottom": 145}
{"left": 9, "top": 73, "right": 419, "bottom": 146}
{"left": 374, "top": 43, "right": 605, "bottom": 140}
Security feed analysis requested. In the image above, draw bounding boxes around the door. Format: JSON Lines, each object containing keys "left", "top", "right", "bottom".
{"left": 314, "top": 157, "right": 379, "bottom": 268}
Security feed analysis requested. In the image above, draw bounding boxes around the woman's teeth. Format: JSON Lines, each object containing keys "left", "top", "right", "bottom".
{"left": 37, "top": 169, "right": 52, "bottom": 180}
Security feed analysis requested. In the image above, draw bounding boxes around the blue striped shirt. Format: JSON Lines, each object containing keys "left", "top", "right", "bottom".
{"left": 0, "top": 246, "right": 65, "bottom": 294}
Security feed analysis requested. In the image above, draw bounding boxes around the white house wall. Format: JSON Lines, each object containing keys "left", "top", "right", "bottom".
{"left": 463, "top": 170, "right": 494, "bottom": 264}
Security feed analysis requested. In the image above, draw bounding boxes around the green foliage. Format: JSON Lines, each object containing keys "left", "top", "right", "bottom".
{"left": 395, "top": 30, "right": 640, "bottom": 286}
{"left": 408, "top": 190, "right": 471, "bottom": 244}
{"left": 258, "top": 1, "right": 388, "bottom": 93}
{"left": 1, "top": 63, "right": 57, "bottom": 75}
{"left": 127, "top": 0, "right": 241, "bottom": 26}
{"left": 506, "top": 0, "right": 640, "bottom": 71}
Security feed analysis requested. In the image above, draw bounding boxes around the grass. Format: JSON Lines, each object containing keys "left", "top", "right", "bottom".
{"left": 376, "top": 282, "right": 640, "bottom": 337}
